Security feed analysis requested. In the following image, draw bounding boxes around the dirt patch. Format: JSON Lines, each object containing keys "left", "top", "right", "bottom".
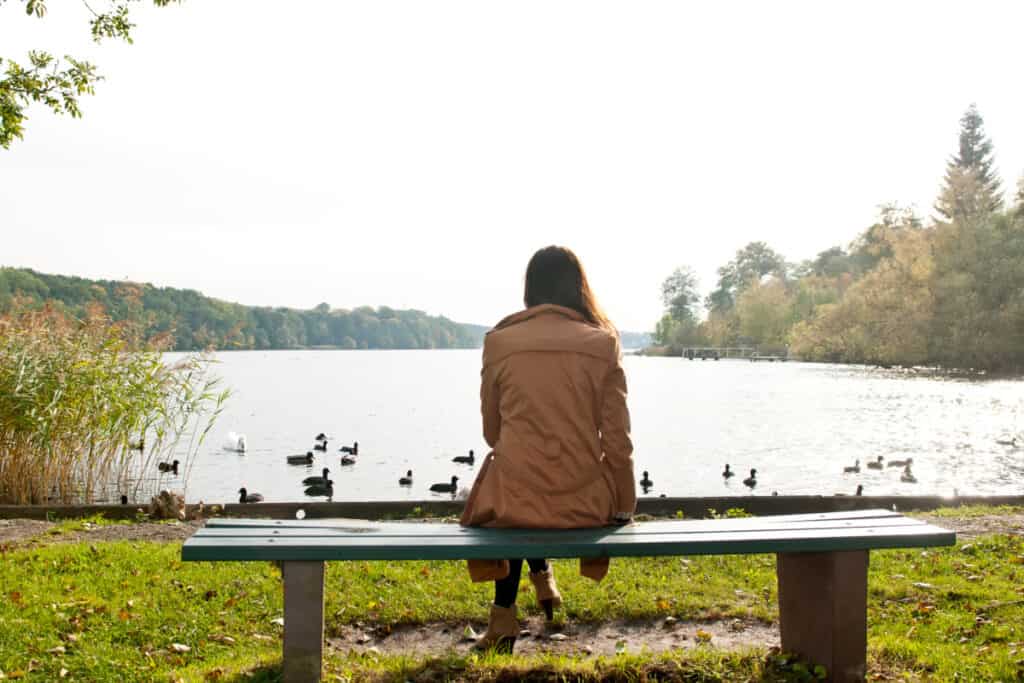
{"left": 327, "top": 616, "right": 777, "bottom": 658}
{"left": 915, "top": 513, "right": 1024, "bottom": 539}
{"left": 0, "top": 518, "right": 203, "bottom": 548}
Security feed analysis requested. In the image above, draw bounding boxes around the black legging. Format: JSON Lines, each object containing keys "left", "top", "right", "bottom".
{"left": 494, "top": 558, "right": 549, "bottom": 608}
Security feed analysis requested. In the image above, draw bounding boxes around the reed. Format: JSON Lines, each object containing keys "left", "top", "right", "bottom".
{"left": 0, "top": 301, "right": 228, "bottom": 505}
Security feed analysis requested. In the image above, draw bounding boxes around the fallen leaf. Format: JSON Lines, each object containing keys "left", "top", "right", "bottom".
{"left": 208, "top": 634, "right": 236, "bottom": 646}
{"left": 169, "top": 643, "right": 191, "bottom": 654}
{"left": 656, "top": 599, "right": 670, "bottom": 611}
{"left": 548, "top": 633, "right": 568, "bottom": 641}
{"left": 59, "top": 669, "right": 68, "bottom": 678}
{"left": 270, "top": 617, "right": 284, "bottom": 627}
{"left": 8, "top": 592, "right": 22, "bottom": 605}
{"left": 118, "top": 609, "right": 131, "bottom": 621}
{"left": 47, "top": 646, "right": 66, "bottom": 655}
{"left": 695, "top": 629, "right": 713, "bottom": 643}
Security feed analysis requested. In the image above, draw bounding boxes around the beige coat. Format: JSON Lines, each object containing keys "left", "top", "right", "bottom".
{"left": 460, "top": 304, "right": 636, "bottom": 581}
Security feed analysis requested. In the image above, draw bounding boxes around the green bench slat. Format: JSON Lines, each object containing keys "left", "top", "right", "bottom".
{"left": 181, "top": 523, "right": 954, "bottom": 562}
{"left": 203, "top": 508, "right": 906, "bottom": 530}
{"left": 191, "top": 515, "right": 929, "bottom": 540}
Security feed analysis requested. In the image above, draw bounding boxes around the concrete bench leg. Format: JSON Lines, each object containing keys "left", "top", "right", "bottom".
{"left": 282, "top": 561, "right": 325, "bottom": 683}
{"left": 777, "top": 550, "right": 868, "bottom": 682}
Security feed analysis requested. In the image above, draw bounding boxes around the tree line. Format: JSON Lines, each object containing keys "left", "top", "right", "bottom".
{"left": 0, "top": 268, "right": 487, "bottom": 351}
{"left": 654, "top": 105, "right": 1024, "bottom": 373}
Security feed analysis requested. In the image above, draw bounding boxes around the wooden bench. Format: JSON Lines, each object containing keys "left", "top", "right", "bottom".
{"left": 182, "top": 509, "right": 954, "bottom": 682}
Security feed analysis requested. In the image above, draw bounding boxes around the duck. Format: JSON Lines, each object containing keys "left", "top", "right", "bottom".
{"left": 887, "top": 457, "right": 913, "bottom": 468}
{"left": 399, "top": 470, "right": 413, "bottom": 486}
{"left": 639, "top": 471, "right": 653, "bottom": 489}
{"left": 452, "top": 449, "right": 475, "bottom": 465}
{"left": 315, "top": 433, "right": 327, "bottom": 442}
{"left": 304, "top": 480, "right": 334, "bottom": 497}
{"left": 339, "top": 442, "right": 359, "bottom": 455}
{"left": 157, "top": 459, "right": 180, "bottom": 474}
{"left": 835, "top": 484, "right": 865, "bottom": 497}
{"left": 866, "top": 456, "right": 884, "bottom": 470}
{"left": 303, "top": 468, "right": 330, "bottom": 485}
{"left": 287, "top": 451, "right": 315, "bottom": 464}
{"left": 429, "top": 476, "right": 459, "bottom": 493}
{"left": 743, "top": 468, "right": 757, "bottom": 488}
{"left": 900, "top": 466, "right": 917, "bottom": 484}
{"left": 996, "top": 435, "right": 1021, "bottom": 447}
{"left": 340, "top": 454, "right": 356, "bottom": 466}
{"left": 313, "top": 440, "right": 328, "bottom": 452}
{"left": 843, "top": 459, "right": 860, "bottom": 474}
{"left": 238, "top": 487, "right": 263, "bottom": 503}
{"left": 120, "top": 494, "right": 129, "bottom": 505}
{"left": 722, "top": 464, "right": 734, "bottom": 479}
{"left": 224, "top": 432, "right": 247, "bottom": 453}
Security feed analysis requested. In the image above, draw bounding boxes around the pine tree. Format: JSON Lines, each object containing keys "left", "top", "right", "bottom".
{"left": 935, "top": 104, "right": 1003, "bottom": 220}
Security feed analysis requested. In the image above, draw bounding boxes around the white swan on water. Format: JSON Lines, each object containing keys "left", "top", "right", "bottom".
{"left": 224, "top": 432, "right": 247, "bottom": 453}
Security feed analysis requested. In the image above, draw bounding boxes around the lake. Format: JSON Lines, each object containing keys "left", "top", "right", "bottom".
{"left": 166, "top": 350, "right": 1023, "bottom": 504}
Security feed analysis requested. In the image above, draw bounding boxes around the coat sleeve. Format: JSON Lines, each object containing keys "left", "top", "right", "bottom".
{"left": 481, "top": 355, "right": 501, "bottom": 449}
{"left": 599, "top": 339, "right": 635, "bottom": 515}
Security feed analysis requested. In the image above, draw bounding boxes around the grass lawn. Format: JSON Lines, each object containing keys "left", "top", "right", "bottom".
{"left": 1, "top": 510, "right": 1022, "bottom": 681}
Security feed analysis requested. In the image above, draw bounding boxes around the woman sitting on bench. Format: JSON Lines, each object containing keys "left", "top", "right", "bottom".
{"left": 460, "top": 245, "right": 636, "bottom": 653}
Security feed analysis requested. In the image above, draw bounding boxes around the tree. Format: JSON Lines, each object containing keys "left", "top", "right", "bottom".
{"left": 659, "top": 266, "right": 701, "bottom": 324}
{"left": 706, "top": 242, "right": 787, "bottom": 313}
{"left": 1016, "top": 175, "right": 1024, "bottom": 217}
{"left": 735, "top": 277, "right": 793, "bottom": 347}
{"left": 935, "top": 104, "right": 1003, "bottom": 220}
{"left": 0, "top": 0, "right": 179, "bottom": 149}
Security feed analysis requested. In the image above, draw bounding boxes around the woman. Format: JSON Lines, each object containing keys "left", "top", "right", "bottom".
{"left": 460, "top": 245, "right": 635, "bottom": 652}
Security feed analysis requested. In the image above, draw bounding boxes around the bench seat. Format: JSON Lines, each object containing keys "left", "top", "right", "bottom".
{"left": 182, "top": 509, "right": 954, "bottom": 682}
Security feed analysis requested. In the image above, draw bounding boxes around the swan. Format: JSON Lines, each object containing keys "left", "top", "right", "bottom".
{"left": 399, "top": 470, "right": 413, "bottom": 486}
{"left": 304, "top": 480, "right": 334, "bottom": 497}
{"left": 639, "top": 471, "right": 653, "bottom": 489}
{"left": 843, "top": 459, "right": 860, "bottom": 474}
{"left": 157, "top": 459, "right": 179, "bottom": 474}
{"left": 743, "top": 469, "right": 757, "bottom": 488}
{"left": 722, "top": 464, "right": 734, "bottom": 479}
{"left": 452, "top": 449, "right": 475, "bottom": 464}
{"left": 287, "top": 451, "right": 314, "bottom": 464}
{"left": 429, "top": 476, "right": 459, "bottom": 493}
{"left": 339, "top": 442, "right": 359, "bottom": 455}
{"left": 303, "top": 468, "right": 330, "bottom": 485}
{"left": 340, "top": 455, "right": 356, "bottom": 466}
{"left": 866, "top": 456, "right": 884, "bottom": 470}
{"left": 224, "top": 432, "right": 246, "bottom": 453}
{"left": 238, "top": 487, "right": 263, "bottom": 503}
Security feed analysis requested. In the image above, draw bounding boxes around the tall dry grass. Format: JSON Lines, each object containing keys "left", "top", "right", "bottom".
{"left": 0, "top": 301, "right": 227, "bottom": 505}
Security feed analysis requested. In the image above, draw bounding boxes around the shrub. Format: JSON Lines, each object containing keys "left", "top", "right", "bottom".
{"left": 0, "top": 302, "right": 227, "bottom": 504}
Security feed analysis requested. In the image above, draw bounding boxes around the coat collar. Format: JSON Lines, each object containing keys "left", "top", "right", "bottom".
{"left": 492, "top": 304, "right": 586, "bottom": 331}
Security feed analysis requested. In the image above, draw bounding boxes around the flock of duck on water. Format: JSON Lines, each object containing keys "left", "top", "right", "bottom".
{"left": 229, "top": 433, "right": 475, "bottom": 504}
{"left": 155, "top": 430, "right": 1024, "bottom": 504}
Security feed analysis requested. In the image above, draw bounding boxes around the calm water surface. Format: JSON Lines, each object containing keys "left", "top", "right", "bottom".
{"left": 166, "top": 350, "right": 1024, "bottom": 503}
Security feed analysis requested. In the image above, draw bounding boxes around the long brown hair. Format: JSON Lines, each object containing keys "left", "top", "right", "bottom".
{"left": 523, "top": 246, "right": 614, "bottom": 331}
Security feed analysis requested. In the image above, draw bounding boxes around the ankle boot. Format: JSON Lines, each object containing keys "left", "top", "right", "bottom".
{"left": 471, "top": 603, "right": 518, "bottom": 653}
{"left": 529, "top": 566, "right": 562, "bottom": 620}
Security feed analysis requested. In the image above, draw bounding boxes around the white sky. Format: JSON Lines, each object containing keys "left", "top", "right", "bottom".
{"left": 2, "top": 1, "right": 1023, "bottom": 331}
